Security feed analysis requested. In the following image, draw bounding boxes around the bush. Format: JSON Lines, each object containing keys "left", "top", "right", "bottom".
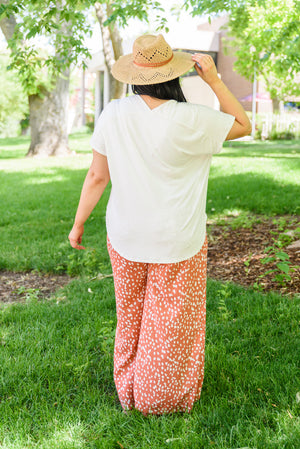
{"left": 254, "top": 117, "right": 298, "bottom": 141}
{"left": 66, "top": 247, "right": 107, "bottom": 277}
{"left": 85, "top": 113, "right": 95, "bottom": 132}
{"left": 0, "top": 54, "right": 28, "bottom": 137}
{"left": 269, "top": 129, "right": 296, "bottom": 140}
{"left": 255, "top": 127, "right": 262, "bottom": 140}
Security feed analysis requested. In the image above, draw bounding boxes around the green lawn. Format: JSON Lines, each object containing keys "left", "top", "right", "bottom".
{"left": 0, "top": 136, "right": 299, "bottom": 273}
{"left": 0, "top": 135, "right": 299, "bottom": 448}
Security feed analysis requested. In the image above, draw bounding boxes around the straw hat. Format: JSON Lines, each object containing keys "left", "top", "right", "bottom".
{"left": 111, "top": 34, "right": 195, "bottom": 85}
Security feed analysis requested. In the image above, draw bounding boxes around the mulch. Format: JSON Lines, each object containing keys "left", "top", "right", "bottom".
{"left": 0, "top": 271, "right": 70, "bottom": 303}
{"left": 0, "top": 216, "right": 299, "bottom": 303}
{"left": 207, "top": 216, "right": 300, "bottom": 296}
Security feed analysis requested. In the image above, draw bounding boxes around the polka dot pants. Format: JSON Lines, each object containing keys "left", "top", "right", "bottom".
{"left": 107, "top": 236, "right": 208, "bottom": 416}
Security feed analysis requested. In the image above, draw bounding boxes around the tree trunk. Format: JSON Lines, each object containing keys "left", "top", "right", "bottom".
{"left": 27, "top": 70, "right": 70, "bottom": 157}
{"left": 272, "top": 98, "right": 280, "bottom": 113}
{"left": 263, "top": 74, "right": 281, "bottom": 113}
{"left": 0, "top": 0, "right": 71, "bottom": 157}
{"left": 107, "top": 3, "right": 126, "bottom": 99}
{"left": 95, "top": 1, "right": 126, "bottom": 100}
{"left": 0, "top": 0, "right": 17, "bottom": 41}
{"left": 27, "top": 1, "right": 71, "bottom": 157}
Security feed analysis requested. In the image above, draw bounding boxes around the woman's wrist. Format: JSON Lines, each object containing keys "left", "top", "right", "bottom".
{"left": 73, "top": 221, "right": 84, "bottom": 229}
{"left": 208, "top": 77, "right": 224, "bottom": 91}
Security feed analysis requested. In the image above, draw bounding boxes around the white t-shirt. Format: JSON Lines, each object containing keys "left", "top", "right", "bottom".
{"left": 90, "top": 95, "right": 234, "bottom": 263}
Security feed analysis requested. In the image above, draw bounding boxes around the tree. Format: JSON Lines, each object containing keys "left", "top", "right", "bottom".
{"left": 94, "top": 1, "right": 125, "bottom": 100}
{"left": 0, "top": 0, "right": 91, "bottom": 156}
{"left": 228, "top": 0, "right": 300, "bottom": 103}
{"left": 184, "top": 0, "right": 300, "bottom": 105}
{"left": 0, "top": 0, "right": 166, "bottom": 156}
{"left": 93, "top": 0, "right": 167, "bottom": 100}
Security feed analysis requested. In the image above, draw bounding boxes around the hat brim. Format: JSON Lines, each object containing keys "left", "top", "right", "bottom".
{"left": 111, "top": 51, "right": 195, "bottom": 85}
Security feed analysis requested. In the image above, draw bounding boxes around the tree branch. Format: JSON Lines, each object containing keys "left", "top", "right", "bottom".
{"left": 94, "top": 1, "right": 115, "bottom": 71}
{"left": 107, "top": 3, "right": 123, "bottom": 61}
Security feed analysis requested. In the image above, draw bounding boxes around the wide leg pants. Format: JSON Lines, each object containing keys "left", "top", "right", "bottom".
{"left": 107, "top": 236, "right": 208, "bottom": 416}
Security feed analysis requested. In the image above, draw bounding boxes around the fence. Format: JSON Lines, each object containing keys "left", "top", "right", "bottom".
{"left": 260, "top": 112, "right": 300, "bottom": 139}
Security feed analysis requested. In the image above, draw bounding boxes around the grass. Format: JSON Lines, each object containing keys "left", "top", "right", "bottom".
{"left": 0, "top": 134, "right": 300, "bottom": 448}
{"left": 0, "top": 136, "right": 299, "bottom": 273}
{"left": 0, "top": 134, "right": 110, "bottom": 273}
{"left": 208, "top": 140, "right": 300, "bottom": 217}
{"left": 1, "top": 279, "right": 299, "bottom": 448}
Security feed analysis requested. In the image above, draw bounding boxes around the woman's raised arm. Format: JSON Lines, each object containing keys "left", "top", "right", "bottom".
{"left": 192, "top": 53, "right": 252, "bottom": 140}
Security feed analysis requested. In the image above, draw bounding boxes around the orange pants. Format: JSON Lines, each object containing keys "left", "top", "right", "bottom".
{"left": 107, "top": 236, "right": 208, "bottom": 415}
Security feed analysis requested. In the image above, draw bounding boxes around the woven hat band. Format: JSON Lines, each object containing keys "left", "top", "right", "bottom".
{"left": 133, "top": 54, "right": 174, "bottom": 68}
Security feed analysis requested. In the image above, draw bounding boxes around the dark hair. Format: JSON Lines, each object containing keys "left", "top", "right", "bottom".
{"left": 132, "top": 77, "right": 186, "bottom": 103}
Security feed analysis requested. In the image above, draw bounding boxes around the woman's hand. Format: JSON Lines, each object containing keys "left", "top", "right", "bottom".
{"left": 68, "top": 224, "right": 85, "bottom": 250}
{"left": 192, "top": 53, "right": 220, "bottom": 87}
{"left": 67, "top": 150, "right": 110, "bottom": 251}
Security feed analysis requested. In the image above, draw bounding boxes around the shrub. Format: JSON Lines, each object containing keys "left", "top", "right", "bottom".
{"left": 269, "top": 128, "right": 296, "bottom": 140}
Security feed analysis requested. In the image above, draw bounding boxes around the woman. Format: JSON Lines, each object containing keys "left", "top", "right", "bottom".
{"left": 68, "top": 34, "right": 251, "bottom": 416}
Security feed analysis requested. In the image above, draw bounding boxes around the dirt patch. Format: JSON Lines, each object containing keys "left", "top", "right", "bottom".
{"left": 1, "top": 216, "right": 299, "bottom": 303}
{"left": 207, "top": 216, "right": 300, "bottom": 296}
{"left": 0, "top": 271, "right": 70, "bottom": 303}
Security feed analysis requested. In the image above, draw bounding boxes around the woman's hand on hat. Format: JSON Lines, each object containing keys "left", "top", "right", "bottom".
{"left": 68, "top": 224, "right": 86, "bottom": 250}
{"left": 192, "top": 53, "right": 220, "bottom": 87}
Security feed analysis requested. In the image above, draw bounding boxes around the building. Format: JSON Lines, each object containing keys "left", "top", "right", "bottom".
{"left": 85, "top": 15, "right": 294, "bottom": 125}
{"left": 171, "top": 15, "right": 273, "bottom": 114}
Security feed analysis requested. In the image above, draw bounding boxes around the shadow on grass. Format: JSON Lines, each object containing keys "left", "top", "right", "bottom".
{"left": 0, "top": 136, "right": 30, "bottom": 147}
{"left": 1, "top": 160, "right": 299, "bottom": 273}
{"left": 0, "top": 133, "right": 92, "bottom": 159}
{"left": 0, "top": 167, "right": 89, "bottom": 216}
{"left": 224, "top": 139, "right": 300, "bottom": 149}
{"left": 0, "top": 136, "right": 30, "bottom": 159}
{"left": 222, "top": 139, "right": 300, "bottom": 159}
{"left": 207, "top": 171, "right": 300, "bottom": 216}
{"left": 1, "top": 168, "right": 299, "bottom": 271}
{"left": 220, "top": 151, "right": 300, "bottom": 160}
{"left": 1, "top": 166, "right": 300, "bottom": 218}
{"left": 0, "top": 167, "right": 110, "bottom": 272}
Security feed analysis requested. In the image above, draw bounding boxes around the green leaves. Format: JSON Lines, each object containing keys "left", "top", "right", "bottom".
{"left": 184, "top": 0, "right": 300, "bottom": 100}
{"left": 7, "top": 46, "right": 51, "bottom": 95}
{"left": 228, "top": 0, "right": 300, "bottom": 99}
{"left": 0, "top": 0, "right": 169, "bottom": 96}
{"left": 275, "top": 251, "right": 290, "bottom": 261}
{"left": 0, "top": 54, "right": 28, "bottom": 136}
{"left": 102, "top": 0, "right": 165, "bottom": 28}
{"left": 0, "top": 1, "right": 24, "bottom": 19}
{"left": 276, "top": 262, "right": 290, "bottom": 274}
{"left": 1, "top": 0, "right": 94, "bottom": 95}
{"left": 258, "top": 232, "right": 298, "bottom": 288}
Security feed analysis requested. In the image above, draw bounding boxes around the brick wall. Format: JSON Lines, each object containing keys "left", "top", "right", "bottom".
{"left": 217, "top": 31, "right": 253, "bottom": 112}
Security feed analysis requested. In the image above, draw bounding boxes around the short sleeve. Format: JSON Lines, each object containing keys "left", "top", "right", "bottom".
{"left": 90, "top": 111, "right": 106, "bottom": 156}
{"left": 199, "top": 106, "right": 235, "bottom": 154}
{"left": 168, "top": 103, "right": 235, "bottom": 156}
{"left": 208, "top": 109, "right": 235, "bottom": 154}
